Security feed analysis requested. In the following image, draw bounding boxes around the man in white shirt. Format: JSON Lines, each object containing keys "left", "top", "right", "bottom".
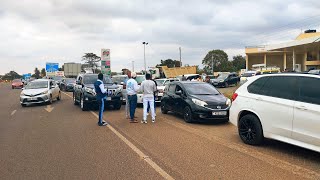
{"left": 126, "top": 72, "right": 140, "bottom": 123}
{"left": 140, "top": 73, "right": 157, "bottom": 123}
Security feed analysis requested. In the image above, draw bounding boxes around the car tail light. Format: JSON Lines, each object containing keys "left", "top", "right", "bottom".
{"left": 232, "top": 93, "right": 238, "bottom": 102}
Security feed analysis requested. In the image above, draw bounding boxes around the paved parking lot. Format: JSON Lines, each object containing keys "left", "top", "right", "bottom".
{"left": 1, "top": 83, "right": 320, "bottom": 179}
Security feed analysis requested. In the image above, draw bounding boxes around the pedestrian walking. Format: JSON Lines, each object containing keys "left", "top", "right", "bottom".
{"left": 94, "top": 73, "right": 108, "bottom": 126}
{"left": 181, "top": 75, "right": 187, "bottom": 81}
{"left": 126, "top": 72, "right": 140, "bottom": 123}
{"left": 140, "top": 74, "right": 157, "bottom": 123}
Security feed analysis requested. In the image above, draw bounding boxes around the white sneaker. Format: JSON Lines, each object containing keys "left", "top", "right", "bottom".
{"left": 152, "top": 119, "right": 155, "bottom": 123}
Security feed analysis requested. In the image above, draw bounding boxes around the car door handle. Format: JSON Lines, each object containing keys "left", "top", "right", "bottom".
{"left": 296, "top": 106, "right": 307, "bottom": 110}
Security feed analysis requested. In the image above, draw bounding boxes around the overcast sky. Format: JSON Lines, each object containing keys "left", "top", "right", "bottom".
{"left": 0, "top": 0, "right": 320, "bottom": 75}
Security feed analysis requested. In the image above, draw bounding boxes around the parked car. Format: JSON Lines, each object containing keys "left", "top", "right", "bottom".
{"left": 51, "top": 76, "right": 64, "bottom": 86}
{"left": 240, "top": 71, "right": 261, "bottom": 85}
{"left": 161, "top": 81, "right": 231, "bottom": 123}
{"left": 176, "top": 74, "right": 201, "bottom": 81}
{"left": 155, "top": 78, "right": 180, "bottom": 101}
{"left": 112, "top": 75, "right": 129, "bottom": 103}
{"left": 20, "top": 79, "right": 61, "bottom": 107}
{"left": 60, "top": 78, "right": 76, "bottom": 92}
{"left": 73, "top": 74, "right": 122, "bottom": 111}
{"left": 308, "top": 69, "right": 320, "bottom": 75}
{"left": 230, "top": 74, "right": 320, "bottom": 153}
{"left": 212, "top": 73, "right": 240, "bottom": 87}
{"left": 12, "top": 79, "right": 24, "bottom": 89}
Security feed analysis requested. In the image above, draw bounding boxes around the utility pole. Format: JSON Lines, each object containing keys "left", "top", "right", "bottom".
{"left": 179, "top": 47, "right": 182, "bottom": 67}
{"left": 132, "top": 61, "right": 135, "bottom": 72}
{"left": 142, "top": 42, "right": 148, "bottom": 72}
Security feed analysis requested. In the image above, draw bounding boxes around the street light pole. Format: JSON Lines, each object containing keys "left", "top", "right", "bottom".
{"left": 132, "top": 61, "right": 135, "bottom": 72}
{"left": 142, "top": 42, "right": 148, "bottom": 72}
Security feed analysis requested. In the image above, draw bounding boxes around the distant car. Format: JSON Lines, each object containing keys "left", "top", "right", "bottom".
{"left": 161, "top": 81, "right": 231, "bottom": 123}
{"left": 12, "top": 79, "right": 24, "bottom": 89}
{"left": 60, "top": 78, "right": 76, "bottom": 92}
{"left": 176, "top": 74, "right": 201, "bottom": 81}
{"left": 155, "top": 78, "right": 180, "bottom": 101}
{"left": 136, "top": 75, "right": 147, "bottom": 104}
{"left": 240, "top": 71, "right": 261, "bottom": 85}
{"left": 20, "top": 79, "right": 61, "bottom": 107}
{"left": 73, "top": 74, "right": 122, "bottom": 111}
{"left": 230, "top": 73, "right": 320, "bottom": 153}
{"left": 212, "top": 73, "right": 240, "bottom": 87}
{"left": 52, "top": 76, "right": 64, "bottom": 86}
{"left": 308, "top": 69, "right": 320, "bottom": 75}
{"left": 112, "top": 75, "right": 129, "bottom": 103}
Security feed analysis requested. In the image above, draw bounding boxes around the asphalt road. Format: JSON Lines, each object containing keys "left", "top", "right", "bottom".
{"left": 1, "top": 83, "right": 320, "bottom": 180}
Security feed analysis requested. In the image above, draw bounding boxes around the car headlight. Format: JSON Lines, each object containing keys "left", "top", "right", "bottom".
{"left": 220, "top": 80, "right": 224, "bottom": 82}
{"left": 20, "top": 92, "right": 25, "bottom": 96}
{"left": 84, "top": 87, "right": 96, "bottom": 95}
{"left": 226, "top": 98, "right": 231, "bottom": 107}
{"left": 41, "top": 90, "right": 49, "bottom": 95}
{"left": 192, "top": 98, "right": 207, "bottom": 107}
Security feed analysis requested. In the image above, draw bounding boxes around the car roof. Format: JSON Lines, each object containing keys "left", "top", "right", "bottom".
{"left": 32, "top": 79, "right": 50, "bottom": 82}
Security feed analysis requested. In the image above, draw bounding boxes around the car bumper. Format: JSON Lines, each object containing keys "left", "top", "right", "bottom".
{"left": 192, "top": 106, "right": 230, "bottom": 121}
{"left": 83, "top": 92, "right": 123, "bottom": 105}
{"left": 137, "top": 94, "right": 161, "bottom": 104}
{"left": 65, "top": 85, "right": 74, "bottom": 91}
{"left": 212, "top": 82, "right": 225, "bottom": 87}
{"left": 20, "top": 94, "right": 50, "bottom": 105}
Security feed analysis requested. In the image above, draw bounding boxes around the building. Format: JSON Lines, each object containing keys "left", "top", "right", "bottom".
{"left": 245, "top": 30, "right": 320, "bottom": 72}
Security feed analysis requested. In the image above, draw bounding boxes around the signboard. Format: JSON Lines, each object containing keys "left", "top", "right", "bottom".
{"left": 55, "top": 71, "right": 64, "bottom": 77}
{"left": 46, "top": 62, "right": 59, "bottom": 76}
{"left": 23, "top": 73, "right": 31, "bottom": 80}
{"left": 101, "top": 49, "right": 111, "bottom": 75}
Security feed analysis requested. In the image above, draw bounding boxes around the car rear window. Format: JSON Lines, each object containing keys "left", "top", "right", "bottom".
{"left": 247, "top": 77, "right": 269, "bottom": 94}
{"left": 298, "top": 77, "right": 320, "bottom": 105}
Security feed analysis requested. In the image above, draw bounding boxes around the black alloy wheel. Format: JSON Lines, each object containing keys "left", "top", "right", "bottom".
{"left": 183, "top": 106, "right": 193, "bottom": 123}
{"left": 238, "top": 114, "right": 264, "bottom": 145}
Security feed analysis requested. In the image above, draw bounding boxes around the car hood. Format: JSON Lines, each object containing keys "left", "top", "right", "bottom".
{"left": 22, "top": 88, "right": 48, "bottom": 95}
{"left": 190, "top": 94, "right": 227, "bottom": 105}
{"left": 12, "top": 82, "right": 23, "bottom": 85}
{"left": 85, "top": 84, "right": 119, "bottom": 89}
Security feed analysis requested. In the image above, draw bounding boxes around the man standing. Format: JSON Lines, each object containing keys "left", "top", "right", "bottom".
{"left": 181, "top": 75, "right": 187, "bottom": 81}
{"left": 126, "top": 72, "right": 139, "bottom": 123}
{"left": 147, "top": 78, "right": 158, "bottom": 115}
{"left": 94, "top": 73, "right": 108, "bottom": 126}
{"left": 140, "top": 74, "right": 157, "bottom": 123}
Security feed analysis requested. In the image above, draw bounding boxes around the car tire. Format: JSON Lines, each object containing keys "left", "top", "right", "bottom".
{"left": 73, "top": 93, "right": 79, "bottom": 105}
{"left": 57, "top": 91, "right": 61, "bottom": 101}
{"left": 12, "top": 86, "right": 14, "bottom": 89}
{"left": 48, "top": 94, "right": 53, "bottom": 104}
{"left": 21, "top": 104, "right": 26, "bottom": 107}
{"left": 114, "top": 101, "right": 121, "bottom": 110}
{"left": 238, "top": 114, "right": 264, "bottom": 145}
{"left": 161, "top": 102, "right": 168, "bottom": 114}
{"left": 183, "top": 106, "right": 193, "bottom": 123}
{"left": 80, "top": 95, "right": 88, "bottom": 111}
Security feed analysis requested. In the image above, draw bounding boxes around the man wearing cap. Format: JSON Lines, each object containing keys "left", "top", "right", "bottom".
{"left": 94, "top": 73, "right": 108, "bottom": 126}
{"left": 126, "top": 72, "right": 140, "bottom": 123}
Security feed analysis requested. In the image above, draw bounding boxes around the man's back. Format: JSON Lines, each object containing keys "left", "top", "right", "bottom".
{"left": 126, "top": 78, "right": 138, "bottom": 95}
{"left": 141, "top": 80, "right": 156, "bottom": 97}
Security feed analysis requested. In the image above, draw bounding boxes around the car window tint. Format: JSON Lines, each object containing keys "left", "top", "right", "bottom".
{"left": 175, "top": 85, "right": 184, "bottom": 94}
{"left": 299, "top": 77, "right": 320, "bottom": 105}
{"left": 168, "top": 84, "right": 176, "bottom": 93}
{"left": 260, "top": 76, "right": 298, "bottom": 100}
{"left": 247, "top": 77, "right": 269, "bottom": 94}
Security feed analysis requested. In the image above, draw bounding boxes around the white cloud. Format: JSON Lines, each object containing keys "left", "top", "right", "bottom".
{"left": 0, "top": 0, "right": 319, "bottom": 74}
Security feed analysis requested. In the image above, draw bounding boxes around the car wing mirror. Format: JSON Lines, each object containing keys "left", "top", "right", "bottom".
{"left": 175, "top": 90, "right": 182, "bottom": 96}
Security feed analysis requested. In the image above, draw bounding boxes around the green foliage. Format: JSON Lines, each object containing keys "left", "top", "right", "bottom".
{"left": 232, "top": 55, "right": 246, "bottom": 71}
{"left": 32, "top": 68, "right": 41, "bottom": 79}
{"left": 157, "top": 59, "right": 181, "bottom": 68}
{"left": 40, "top": 68, "right": 46, "bottom": 77}
{"left": 2, "top": 71, "right": 22, "bottom": 80}
{"left": 82, "top": 53, "right": 101, "bottom": 73}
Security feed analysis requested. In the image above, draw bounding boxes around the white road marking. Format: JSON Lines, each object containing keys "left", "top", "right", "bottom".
{"left": 44, "top": 105, "right": 54, "bottom": 112}
{"left": 11, "top": 110, "right": 17, "bottom": 116}
{"left": 62, "top": 91, "right": 174, "bottom": 180}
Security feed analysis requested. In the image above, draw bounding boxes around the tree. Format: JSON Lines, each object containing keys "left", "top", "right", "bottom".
{"left": 32, "top": 68, "right": 41, "bottom": 79}
{"left": 2, "top": 71, "right": 22, "bottom": 80}
{"left": 58, "top": 65, "right": 64, "bottom": 71}
{"left": 202, "top": 49, "right": 228, "bottom": 74}
{"left": 40, "top": 68, "right": 46, "bottom": 77}
{"left": 232, "top": 55, "right": 246, "bottom": 71}
{"left": 157, "top": 59, "right": 181, "bottom": 68}
{"left": 82, "top": 53, "right": 101, "bottom": 73}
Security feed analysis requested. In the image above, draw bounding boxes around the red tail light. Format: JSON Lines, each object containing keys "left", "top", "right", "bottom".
{"left": 232, "top": 93, "right": 238, "bottom": 102}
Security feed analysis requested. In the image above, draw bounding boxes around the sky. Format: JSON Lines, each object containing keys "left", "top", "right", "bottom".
{"left": 0, "top": 0, "right": 320, "bottom": 75}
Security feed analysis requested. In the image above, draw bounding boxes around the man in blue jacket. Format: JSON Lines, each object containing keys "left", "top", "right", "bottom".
{"left": 94, "top": 73, "right": 108, "bottom": 126}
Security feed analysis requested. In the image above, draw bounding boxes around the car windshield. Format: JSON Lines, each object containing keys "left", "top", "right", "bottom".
{"left": 184, "top": 83, "right": 220, "bottom": 95}
{"left": 217, "top": 74, "right": 228, "bottom": 80}
{"left": 242, "top": 73, "right": 255, "bottom": 77}
{"left": 83, "top": 75, "right": 113, "bottom": 84}
{"left": 136, "top": 76, "right": 146, "bottom": 84}
{"left": 52, "top": 76, "right": 63, "bottom": 81}
{"left": 112, "top": 76, "right": 128, "bottom": 84}
{"left": 65, "top": 78, "right": 76, "bottom": 83}
{"left": 25, "top": 81, "right": 48, "bottom": 89}
{"left": 155, "top": 79, "right": 166, "bottom": 86}
{"left": 13, "top": 79, "right": 21, "bottom": 83}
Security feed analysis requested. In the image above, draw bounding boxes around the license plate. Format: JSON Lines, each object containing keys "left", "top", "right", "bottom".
{"left": 106, "top": 97, "right": 111, "bottom": 101}
{"left": 30, "top": 97, "right": 37, "bottom": 101}
{"left": 214, "top": 83, "right": 218, "bottom": 85}
{"left": 212, "top": 111, "right": 227, "bottom": 116}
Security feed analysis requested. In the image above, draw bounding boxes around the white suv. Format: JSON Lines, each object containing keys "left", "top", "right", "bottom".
{"left": 230, "top": 73, "right": 320, "bottom": 153}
